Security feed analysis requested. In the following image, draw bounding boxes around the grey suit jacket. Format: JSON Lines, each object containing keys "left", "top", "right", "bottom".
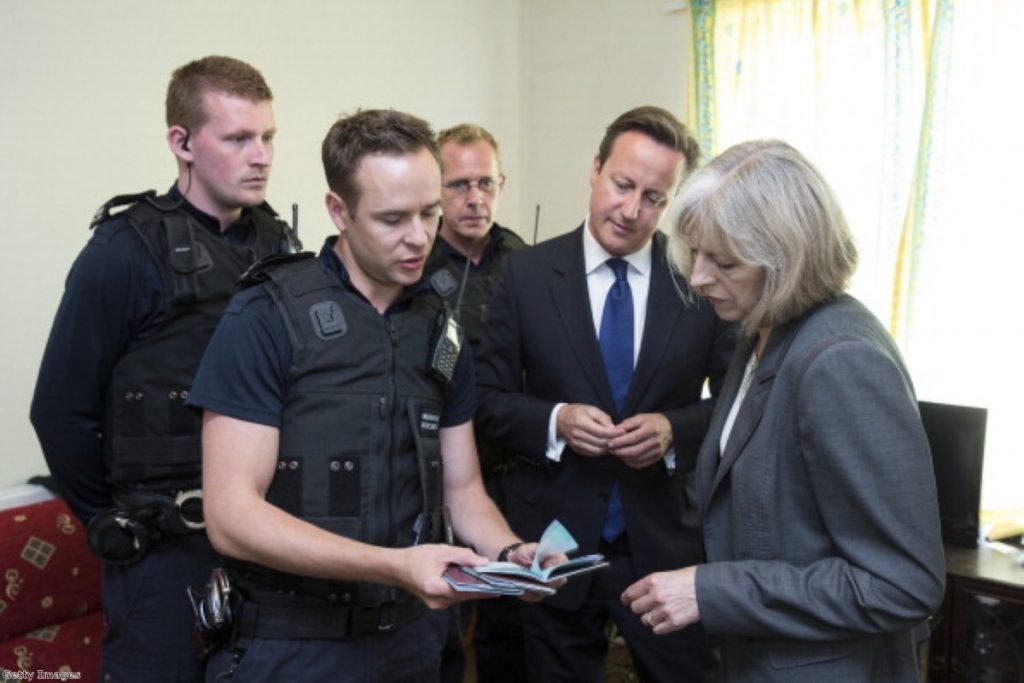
{"left": 694, "top": 295, "right": 945, "bottom": 682}
{"left": 475, "top": 226, "right": 736, "bottom": 610}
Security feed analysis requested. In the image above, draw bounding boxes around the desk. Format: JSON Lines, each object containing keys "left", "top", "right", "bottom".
{"left": 929, "top": 544, "right": 1024, "bottom": 682}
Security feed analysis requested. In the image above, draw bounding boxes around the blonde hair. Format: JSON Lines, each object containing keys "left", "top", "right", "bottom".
{"left": 668, "top": 140, "right": 858, "bottom": 337}
{"left": 437, "top": 123, "right": 501, "bottom": 169}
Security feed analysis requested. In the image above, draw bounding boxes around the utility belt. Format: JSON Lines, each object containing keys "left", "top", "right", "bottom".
{"left": 189, "top": 568, "right": 426, "bottom": 650}
{"left": 86, "top": 487, "right": 205, "bottom": 564}
{"left": 235, "top": 587, "right": 427, "bottom": 640}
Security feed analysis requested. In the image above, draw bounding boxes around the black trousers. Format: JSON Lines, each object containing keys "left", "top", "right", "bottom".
{"left": 440, "top": 472, "right": 528, "bottom": 683}
{"left": 100, "top": 534, "right": 218, "bottom": 682}
{"left": 519, "top": 534, "right": 717, "bottom": 683}
{"left": 205, "top": 609, "right": 448, "bottom": 682}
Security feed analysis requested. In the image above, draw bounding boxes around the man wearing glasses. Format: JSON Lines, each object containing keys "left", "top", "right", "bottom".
{"left": 426, "top": 124, "right": 526, "bottom": 358}
{"left": 474, "top": 107, "right": 735, "bottom": 681}
{"left": 423, "top": 124, "right": 528, "bottom": 682}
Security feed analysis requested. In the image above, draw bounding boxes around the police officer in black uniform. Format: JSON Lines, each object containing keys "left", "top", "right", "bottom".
{"left": 423, "top": 124, "right": 529, "bottom": 683}
{"left": 425, "top": 124, "right": 526, "bottom": 362}
{"left": 29, "top": 56, "right": 292, "bottom": 682}
{"left": 188, "top": 109, "right": 547, "bottom": 682}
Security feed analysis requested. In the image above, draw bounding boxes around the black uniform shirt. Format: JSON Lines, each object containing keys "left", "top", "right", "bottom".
{"left": 434, "top": 221, "right": 513, "bottom": 273}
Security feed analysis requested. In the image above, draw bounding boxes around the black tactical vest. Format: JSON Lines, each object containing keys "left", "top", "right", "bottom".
{"left": 103, "top": 193, "right": 289, "bottom": 486}
{"left": 425, "top": 225, "right": 526, "bottom": 477}
{"left": 424, "top": 224, "right": 526, "bottom": 355}
{"left": 231, "top": 255, "right": 448, "bottom": 606}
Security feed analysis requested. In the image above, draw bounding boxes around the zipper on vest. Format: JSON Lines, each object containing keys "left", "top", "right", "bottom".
{"left": 383, "top": 316, "right": 400, "bottom": 550}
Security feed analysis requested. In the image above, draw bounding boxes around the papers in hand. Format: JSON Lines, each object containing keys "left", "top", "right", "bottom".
{"left": 442, "top": 564, "right": 556, "bottom": 596}
{"left": 442, "top": 520, "right": 609, "bottom": 596}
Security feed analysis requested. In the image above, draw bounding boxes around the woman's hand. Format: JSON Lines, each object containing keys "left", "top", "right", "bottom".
{"left": 621, "top": 566, "right": 701, "bottom": 634}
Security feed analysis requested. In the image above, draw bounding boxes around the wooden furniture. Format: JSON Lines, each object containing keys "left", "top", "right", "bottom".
{"left": 928, "top": 543, "right": 1024, "bottom": 682}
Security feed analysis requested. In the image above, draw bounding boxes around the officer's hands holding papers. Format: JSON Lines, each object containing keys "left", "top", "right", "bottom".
{"left": 392, "top": 542, "right": 489, "bottom": 609}
{"left": 442, "top": 520, "right": 609, "bottom": 601}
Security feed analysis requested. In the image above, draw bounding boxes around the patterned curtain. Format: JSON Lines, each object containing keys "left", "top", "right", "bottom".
{"left": 687, "top": 0, "right": 1022, "bottom": 512}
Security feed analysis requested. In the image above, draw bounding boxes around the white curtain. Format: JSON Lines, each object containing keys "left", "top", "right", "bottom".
{"left": 688, "top": 0, "right": 1022, "bottom": 513}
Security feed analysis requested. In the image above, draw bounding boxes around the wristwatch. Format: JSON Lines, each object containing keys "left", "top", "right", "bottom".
{"left": 497, "top": 541, "right": 524, "bottom": 563}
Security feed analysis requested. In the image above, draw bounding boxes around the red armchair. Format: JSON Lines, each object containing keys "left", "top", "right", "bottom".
{"left": 0, "top": 494, "right": 103, "bottom": 679}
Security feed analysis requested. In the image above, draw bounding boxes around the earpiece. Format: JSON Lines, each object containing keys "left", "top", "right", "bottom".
{"left": 181, "top": 129, "right": 191, "bottom": 152}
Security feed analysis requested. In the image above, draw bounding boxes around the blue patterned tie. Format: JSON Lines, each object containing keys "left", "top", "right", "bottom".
{"left": 599, "top": 258, "right": 633, "bottom": 542}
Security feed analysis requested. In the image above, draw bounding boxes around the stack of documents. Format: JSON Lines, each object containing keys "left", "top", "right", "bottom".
{"left": 443, "top": 520, "right": 609, "bottom": 596}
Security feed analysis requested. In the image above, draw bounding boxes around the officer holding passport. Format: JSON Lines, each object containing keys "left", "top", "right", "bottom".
{"left": 445, "top": 520, "right": 608, "bottom": 596}
{"left": 187, "top": 109, "right": 564, "bottom": 682}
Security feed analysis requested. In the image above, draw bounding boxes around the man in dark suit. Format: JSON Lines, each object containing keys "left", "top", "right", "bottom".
{"left": 475, "top": 106, "right": 735, "bottom": 682}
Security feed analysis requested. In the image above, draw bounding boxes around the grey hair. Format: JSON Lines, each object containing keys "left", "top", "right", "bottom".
{"left": 668, "top": 139, "right": 858, "bottom": 337}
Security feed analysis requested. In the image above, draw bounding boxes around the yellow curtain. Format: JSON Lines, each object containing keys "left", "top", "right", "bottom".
{"left": 688, "top": 0, "right": 1022, "bottom": 512}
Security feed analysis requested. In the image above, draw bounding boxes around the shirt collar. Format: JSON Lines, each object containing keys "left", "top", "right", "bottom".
{"left": 435, "top": 219, "right": 504, "bottom": 268}
{"left": 168, "top": 183, "right": 256, "bottom": 239}
{"left": 319, "top": 236, "right": 424, "bottom": 312}
{"left": 319, "top": 236, "right": 353, "bottom": 287}
{"left": 581, "top": 216, "right": 653, "bottom": 277}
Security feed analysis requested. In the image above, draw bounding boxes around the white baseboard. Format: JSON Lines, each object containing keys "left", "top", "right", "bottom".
{"left": 0, "top": 483, "right": 56, "bottom": 510}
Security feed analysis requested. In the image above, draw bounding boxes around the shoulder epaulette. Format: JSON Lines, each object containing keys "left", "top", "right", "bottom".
{"left": 237, "top": 252, "right": 317, "bottom": 288}
{"left": 89, "top": 190, "right": 158, "bottom": 230}
{"left": 498, "top": 227, "right": 528, "bottom": 251}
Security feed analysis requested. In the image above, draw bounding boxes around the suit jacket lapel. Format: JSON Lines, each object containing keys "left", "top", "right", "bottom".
{"left": 626, "top": 233, "right": 681, "bottom": 414}
{"left": 705, "top": 317, "right": 805, "bottom": 503}
{"left": 549, "top": 226, "right": 615, "bottom": 408}
{"left": 711, "top": 356, "right": 772, "bottom": 493}
{"left": 697, "top": 338, "right": 750, "bottom": 516}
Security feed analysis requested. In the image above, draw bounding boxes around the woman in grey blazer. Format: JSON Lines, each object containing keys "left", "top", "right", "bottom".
{"left": 622, "top": 140, "right": 946, "bottom": 682}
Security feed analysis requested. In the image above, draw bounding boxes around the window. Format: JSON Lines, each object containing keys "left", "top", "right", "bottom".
{"left": 689, "top": 0, "right": 1022, "bottom": 512}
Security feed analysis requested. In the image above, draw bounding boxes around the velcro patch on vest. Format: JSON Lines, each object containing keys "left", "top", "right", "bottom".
{"left": 309, "top": 300, "right": 347, "bottom": 340}
{"left": 430, "top": 269, "right": 459, "bottom": 298}
{"left": 419, "top": 409, "right": 441, "bottom": 436}
{"left": 193, "top": 242, "right": 213, "bottom": 273}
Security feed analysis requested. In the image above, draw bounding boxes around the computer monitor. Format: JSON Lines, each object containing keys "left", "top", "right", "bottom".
{"left": 918, "top": 401, "right": 987, "bottom": 548}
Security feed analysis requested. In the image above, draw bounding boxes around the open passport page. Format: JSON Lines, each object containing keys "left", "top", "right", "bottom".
{"left": 442, "top": 520, "right": 609, "bottom": 596}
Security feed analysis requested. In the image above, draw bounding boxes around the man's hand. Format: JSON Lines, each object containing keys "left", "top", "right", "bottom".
{"left": 621, "top": 566, "right": 700, "bottom": 635}
{"left": 502, "top": 541, "right": 538, "bottom": 568}
{"left": 504, "top": 542, "right": 568, "bottom": 602}
{"left": 556, "top": 403, "right": 622, "bottom": 456}
{"left": 394, "top": 544, "right": 491, "bottom": 609}
{"left": 608, "top": 412, "right": 672, "bottom": 468}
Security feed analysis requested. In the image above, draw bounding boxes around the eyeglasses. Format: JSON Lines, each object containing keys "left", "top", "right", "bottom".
{"left": 442, "top": 175, "right": 505, "bottom": 196}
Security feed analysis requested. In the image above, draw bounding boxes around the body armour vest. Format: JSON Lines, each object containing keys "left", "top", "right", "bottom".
{"left": 104, "top": 193, "right": 290, "bottom": 486}
{"left": 424, "top": 224, "right": 526, "bottom": 355}
{"left": 425, "top": 225, "right": 525, "bottom": 477}
{"left": 233, "top": 254, "right": 448, "bottom": 606}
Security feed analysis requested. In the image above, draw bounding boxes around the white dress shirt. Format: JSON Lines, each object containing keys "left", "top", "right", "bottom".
{"left": 545, "top": 220, "right": 675, "bottom": 470}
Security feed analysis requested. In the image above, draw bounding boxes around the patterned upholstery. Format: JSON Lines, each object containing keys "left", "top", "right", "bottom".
{"left": 0, "top": 498, "right": 102, "bottom": 679}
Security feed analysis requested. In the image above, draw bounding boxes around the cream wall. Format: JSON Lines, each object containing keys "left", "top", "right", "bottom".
{"left": 521, "top": 0, "right": 690, "bottom": 241}
{"left": 1, "top": 0, "right": 689, "bottom": 488}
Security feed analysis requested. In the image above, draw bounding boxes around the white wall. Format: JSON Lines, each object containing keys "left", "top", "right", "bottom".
{"left": 1, "top": 1, "right": 690, "bottom": 488}
{"left": 0, "top": 0, "right": 526, "bottom": 487}
{"left": 520, "top": 0, "right": 691, "bottom": 241}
